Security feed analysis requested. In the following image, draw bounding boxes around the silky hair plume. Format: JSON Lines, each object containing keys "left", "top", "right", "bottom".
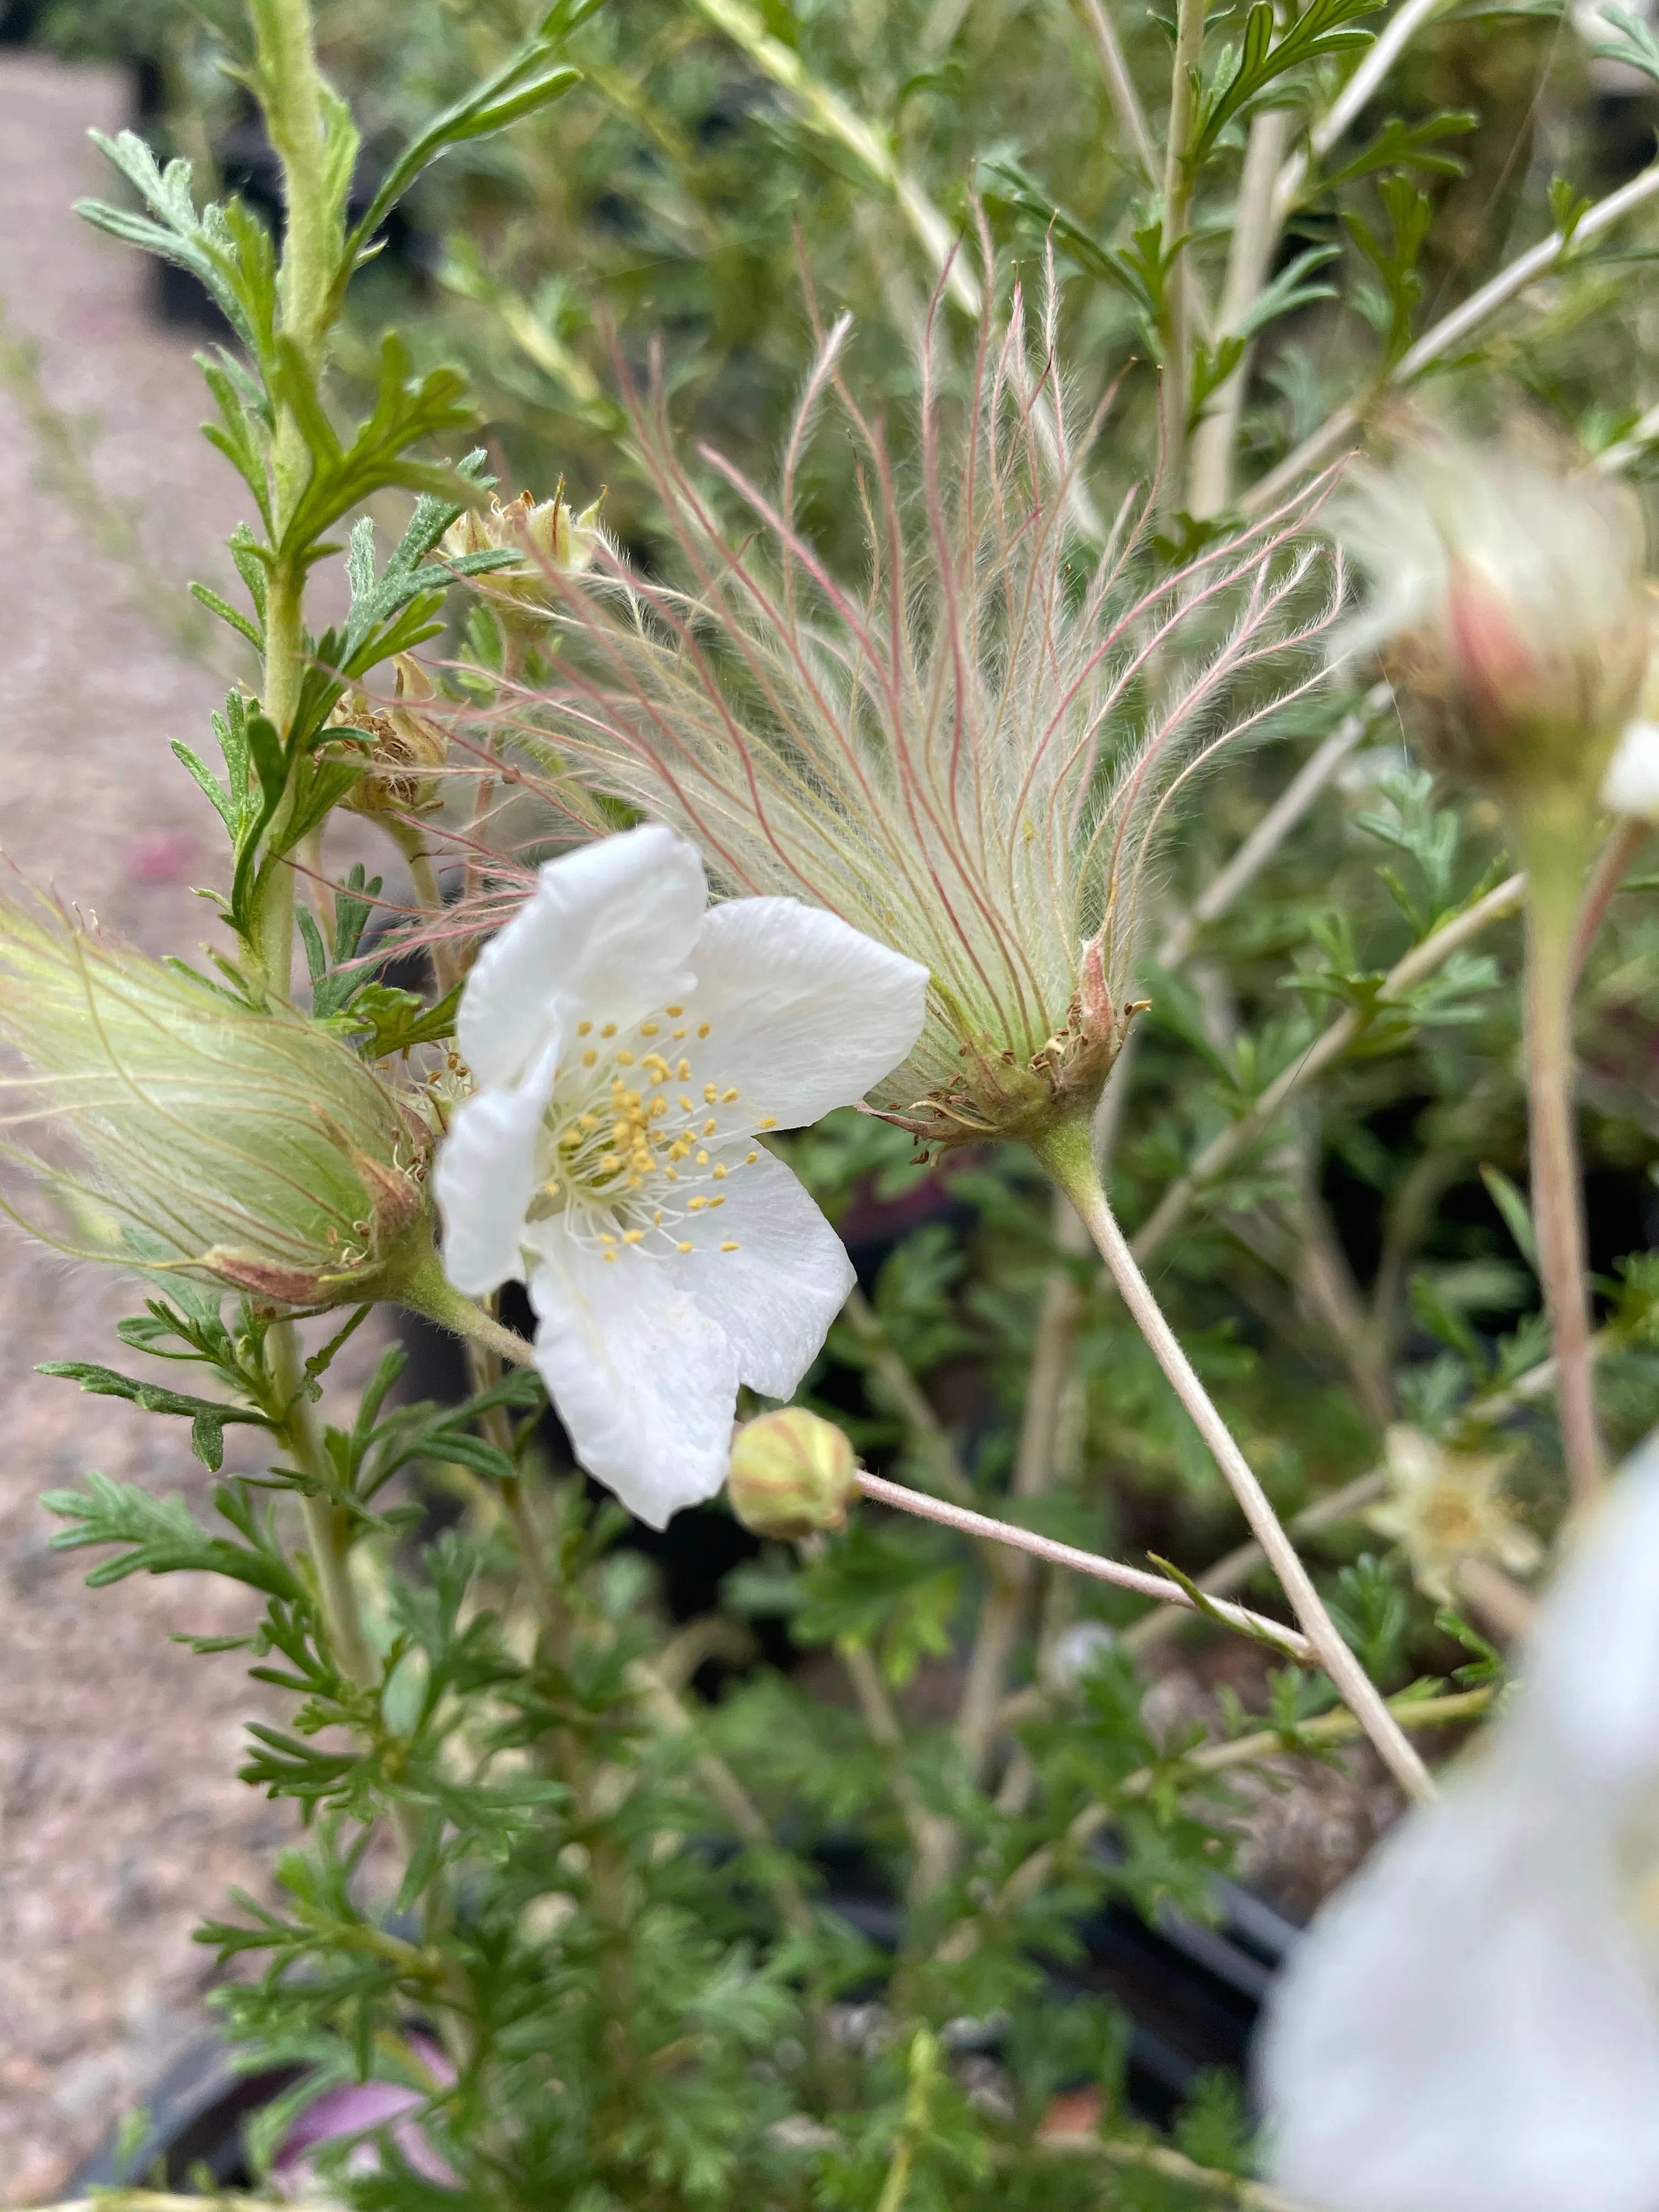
{"left": 481, "top": 242, "right": 1344, "bottom": 1149}
{"left": 0, "top": 888, "right": 431, "bottom": 1307}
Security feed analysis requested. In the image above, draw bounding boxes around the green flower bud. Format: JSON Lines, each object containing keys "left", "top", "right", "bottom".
{"left": 0, "top": 893, "right": 432, "bottom": 1310}
{"left": 726, "top": 1408, "right": 860, "bottom": 1540}
{"left": 328, "top": 653, "right": 449, "bottom": 819}
{"left": 441, "top": 482, "right": 607, "bottom": 620}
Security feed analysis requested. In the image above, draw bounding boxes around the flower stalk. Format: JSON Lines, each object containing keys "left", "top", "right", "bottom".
{"left": 1030, "top": 1115, "right": 1436, "bottom": 1804}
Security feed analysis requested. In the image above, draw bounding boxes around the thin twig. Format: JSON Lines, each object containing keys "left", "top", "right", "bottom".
{"left": 855, "top": 1470, "right": 1314, "bottom": 1661}
{"left": 1037, "top": 2130, "right": 1324, "bottom": 2210}
{"left": 1187, "top": 108, "right": 1293, "bottom": 519}
{"left": 1034, "top": 1121, "right": 1435, "bottom": 1803}
{"left": 1133, "top": 873, "right": 1526, "bottom": 1261}
{"left": 1248, "top": 160, "right": 1659, "bottom": 510}
{"left": 837, "top": 1635, "right": 957, "bottom": 1893}
{"left": 1071, "top": 0, "right": 1158, "bottom": 179}
{"left": 1572, "top": 816, "right": 1650, "bottom": 980}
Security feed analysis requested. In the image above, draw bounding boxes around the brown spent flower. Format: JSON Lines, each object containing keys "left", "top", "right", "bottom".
{"left": 330, "top": 653, "right": 449, "bottom": 818}
{"left": 726, "top": 1408, "right": 860, "bottom": 1540}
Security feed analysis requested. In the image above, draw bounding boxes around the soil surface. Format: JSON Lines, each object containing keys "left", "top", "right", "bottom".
{"left": 0, "top": 56, "right": 387, "bottom": 2200}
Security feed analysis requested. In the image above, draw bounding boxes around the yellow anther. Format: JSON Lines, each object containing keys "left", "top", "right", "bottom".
{"left": 704, "top": 1084, "right": 718, "bottom": 1104}
{"left": 697, "top": 1149, "right": 710, "bottom": 1164}
{"left": 650, "top": 1098, "right": 667, "bottom": 1119}
{"left": 720, "top": 1240, "right": 740, "bottom": 1252}
{"left": 612, "top": 1121, "right": 630, "bottom": 1143}
{"left": 627, "top": 1090, "right": 642, "bottom": 1110}
{"left": 677, "top": 1240, "right": 693, "bottom": 1254}
{"left": 653, "top": 1209, "right": 663, "bottom": 1226}
{"left": 667, "top": 1005, "right": 684, "bottom": 1016}
{"left": 582, "top": 1047, "right": 597, "bottom": 1067}
{"left": 698, "top": 1022, "right": 710, "bottom": 1038}
{"left": 603, "top": 1250, "right": 618, "bottom": 1263}
{"left": 640, "top": 1023, "right": 660, "bottom": 1037}
{"left": 601, "top": 1022, "right": 617, "bottom": 1038}
{"left": 560, "top": 1129, "right": 582, "bottom": 1149}
{"left": 599, "top": 1231, "right": 617, "bottom": 1244}
{"left": 679, "top": 1094, "right": 694, "bottom": 1111}
{"left": 623, "top": 1229, "right": 644, "bottom": 1245}
{"left": 687, "top": 1195, "right": 706, "bottom": 1211}
{"left": 713, "top": 1164, "right": 727, "bottom": 1180}
{"left": 600, "top": 1152, "right": 621, "bottom": 1171}
{"left": 759, "top": 1115, "right": 777, "bottom": 1130}
{"left": 617, "top": 1050, "right": 635, "bottom": 1066}
{"left": 666, "top": 1167, "right": 679, "bottom": 1181}
{"left": 672, "top": 1026, "right": 687, "bottom": 1040}
{"left": 709, "top": 1195, "right": 726, "bottom": 1209}
{"left": 678, "top": 1059, "right": 691, "bottom": 1080}
{"left": 746, "top": 1150, "right": 759, "bottom": 1164}
{"left": 703, "top": 1119, "right": 717, "bottom": 1136}
{"left": 578, "top": 1020, "right": 592, "bottom": 1036}
{"left": 721, "top": 1087, "right": 740, "bottom": 1104}
{"left": 580, "top": 1115, "right": 599, "bottom": 1132}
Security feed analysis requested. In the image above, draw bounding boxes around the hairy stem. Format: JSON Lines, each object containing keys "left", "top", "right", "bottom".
{"left": 1158, "top": 0, "right": 1206, "bottom": 501}
{"left": 396, "top": 1246, "right": 540, "bottom": 1370}
{"left": 1514, "top": 811, "right": 1602, "bottom": 1499}
{"left": 1031, "top": 1117, "right": 1435, "bottom": 1804}
{"left": 856, "top": 1470, "right": 1313, "bottom": 1660}
{"left": 1071, "top": 0, "right": 1158, "bottom": 180}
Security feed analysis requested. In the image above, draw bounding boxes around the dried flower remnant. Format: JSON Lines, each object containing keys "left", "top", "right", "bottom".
{"left": 1334, "top": 438, "right": 1650, "bottom": 805}
{"left": 442, "top": 482, "right": 607, "bottom": 621}
{"left": 329, "top": 652, "right": 450, "bottom": 818}
{"left": 1368, "top": 1424, "right": 1542, "bottom": 1605}
{"left": 512, "top": 274, "right": 1338, "bottom": 1152}
{"left": 1260, "top": 1432, "right": 1659, "bottom": 2212}
{"left": 727, "top": 1406, "right": 860, "bottom": 1538}
{"left": 433, "top": 824, "right": 926, "bottom": 1527}
{"left": 0, "top": 892, "right": 430, "bottom": 1307}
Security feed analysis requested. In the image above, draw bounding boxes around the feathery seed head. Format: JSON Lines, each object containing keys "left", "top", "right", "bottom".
{"left": 504, "top": 267, "right": 1339, "bottom": 1152}
{"left": 0, "top": 893, "right": 431, "bottom": 1309}
{"left": 1334, "top": 436, "right": 1650, "bottom": 804}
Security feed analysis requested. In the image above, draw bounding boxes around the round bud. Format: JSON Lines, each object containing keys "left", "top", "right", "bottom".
{"left": 726, "top": 1409, "right": 860, "bottom": 1540}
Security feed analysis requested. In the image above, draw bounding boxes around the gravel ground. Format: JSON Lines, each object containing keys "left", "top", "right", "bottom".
{"left": 0, "top": 56, "right": 383, "bottom": 2201}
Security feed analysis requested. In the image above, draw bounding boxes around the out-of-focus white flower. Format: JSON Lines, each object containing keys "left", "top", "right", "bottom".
{"left": 1259, "top": 1430, "right": 1659, "bottom": 2212}
{"left": 433, "top": 823, "right": 925, "bottom": 1527}
{"left": 1368, "top": 1423, "right": 1542, "bottom": 1605}
{"left": 1335, "top": 438, "right": 1649, "bottom": 799}
{"left": 1602, "top": 717, "right": 1659, "bottom": 821}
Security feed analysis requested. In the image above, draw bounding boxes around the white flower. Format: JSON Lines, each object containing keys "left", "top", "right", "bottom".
{"left": 1258, "top": 1430, "right": 1659, "bottom": 2212}
{"left": 432, "top": 824, "right": 926, "bottom": 1527}
{"left": 1602, "top": 718, "right": 1659, "bottom": 821}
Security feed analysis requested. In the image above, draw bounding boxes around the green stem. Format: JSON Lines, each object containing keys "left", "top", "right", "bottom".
{"left": 1030, "top": 1115, "right": 1436, "bottom": 1805}
{"left": 396, "top": 1243, "right": 540, "bottom": 1370}
{"left": 1513, "top": 805, "right": 1603, "bottom": 1500}
{"left": 1158, "top": 0, "right": 1206, "bottom": 503}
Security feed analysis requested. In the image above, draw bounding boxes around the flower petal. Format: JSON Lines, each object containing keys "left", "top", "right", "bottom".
{"left": 1260, "top": 1768, "right": 1659, "bottom": 2212}
{"left": 682, "top": 898, "right": 927, "bottom": 1129}
{"left": 434, "top": 1043, "right": 557, "bottom": 1295}
{"left": 458, "top": 825, "right": 706, "bottom": 1087}
{"left": 674, "top": 1146, "right": 853, "bottom": 1399}
{"left": 527, "top": 1227, "right": 738, "bottom": 1527}
{"left": 1603, "top": 720, "right": 1659, "bottom": 822}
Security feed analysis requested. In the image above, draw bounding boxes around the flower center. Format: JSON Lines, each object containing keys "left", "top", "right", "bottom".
{"left": 526, "top": 1005, "right": 776, "bottom": 1264}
